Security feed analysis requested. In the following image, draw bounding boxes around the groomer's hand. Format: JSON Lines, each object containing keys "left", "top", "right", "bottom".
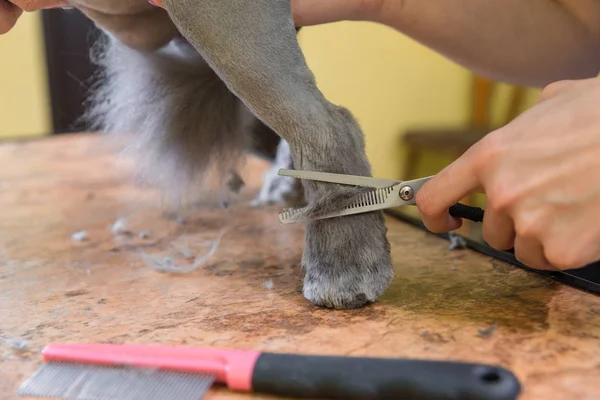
{"left": 417, "top": 77, "right": 600, "bottom": 271}
{"left": 291, "top": 0, "right": 384, "bottom": 26}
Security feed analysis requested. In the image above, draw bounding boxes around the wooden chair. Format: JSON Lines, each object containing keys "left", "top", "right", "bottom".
{"left": 401, "top": 75, "right": 526, "bottom": 196}
{"left": 403, "top": 75, "right": 525, "bottom": 179}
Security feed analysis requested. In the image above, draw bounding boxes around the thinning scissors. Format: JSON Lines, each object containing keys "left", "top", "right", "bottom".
{"left": 277, "top": 169, "right": 484, "bottom": 225}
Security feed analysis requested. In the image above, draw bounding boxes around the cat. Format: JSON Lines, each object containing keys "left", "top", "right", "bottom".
{"left": 72, "top": 0, "right": 393, "bottom": 309}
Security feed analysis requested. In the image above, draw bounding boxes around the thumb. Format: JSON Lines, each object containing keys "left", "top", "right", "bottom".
{"left": 416, "top": 150, "right": 482, "bottom": 232}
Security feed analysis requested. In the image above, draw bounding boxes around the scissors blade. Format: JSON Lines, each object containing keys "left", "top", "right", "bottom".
{"left": 278, "top": 176, "right": 432, "bottom": 224}
{"left": 278, "top": 169, "right": 400, "bottom": 188}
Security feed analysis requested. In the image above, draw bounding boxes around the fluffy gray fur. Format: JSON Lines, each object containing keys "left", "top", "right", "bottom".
{"left": 83, "top": 33, "right": 251, "bottom": 205}
{"left": 77, "top": 0, "right": 394, "bottom": 309}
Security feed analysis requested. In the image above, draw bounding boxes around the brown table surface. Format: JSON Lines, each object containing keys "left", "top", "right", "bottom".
{"left": 1, "top": 133, "right": 599, "bottom": 400}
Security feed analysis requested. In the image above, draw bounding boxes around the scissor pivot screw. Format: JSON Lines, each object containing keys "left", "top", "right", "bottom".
{"left": 399, "top": 186, "right": 414, "bottom": 201}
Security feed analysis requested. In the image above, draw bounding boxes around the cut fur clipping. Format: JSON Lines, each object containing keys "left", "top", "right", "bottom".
{"left": 140, "top": 229, "right": 226, "bottom": 274}
{"left": 83, "top": 34, "right": 252, "bottom": 205}
{"left": 448, "top": 232, "right": 468, "bottom": 250}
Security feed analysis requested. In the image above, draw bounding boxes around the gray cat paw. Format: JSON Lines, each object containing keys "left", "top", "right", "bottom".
{"left": 301, "top": 213, "right": 393, "bottom": 309}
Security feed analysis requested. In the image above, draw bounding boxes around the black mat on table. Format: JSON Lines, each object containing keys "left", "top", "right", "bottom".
{"left": 385, "top": 209, "right": 600, "bottom": 296}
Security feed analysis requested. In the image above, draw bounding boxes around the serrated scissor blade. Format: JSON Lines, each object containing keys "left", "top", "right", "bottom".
{"left": 278, "top": 176, "right": 432, "bottom": 224}
{"left": 279, "top": 185, "right": 397, "bottom": 224}
{"left": 278, "top": 169, "right": 400, "bottom": 188}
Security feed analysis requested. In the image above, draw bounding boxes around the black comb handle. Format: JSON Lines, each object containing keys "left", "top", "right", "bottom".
{"left": 251, "top": 353, "right": 521, "bottom": 400}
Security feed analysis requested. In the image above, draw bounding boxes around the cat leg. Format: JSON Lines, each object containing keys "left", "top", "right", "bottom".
{"left": 162, "top": 0, "right": 393, "bottom": 308}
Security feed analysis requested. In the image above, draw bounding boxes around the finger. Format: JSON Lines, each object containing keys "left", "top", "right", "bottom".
{"left": 482, "top": 209, "right": 515, "bottom": 250}
{"left": 0, "top": 1, "right": 23, "bottom": 35}
{"left": 416, "top": 150, "right": 481, "bottom": 232}
{"left": 543, "top": 213, "right": 600, "bottom": 270}
{"left": 514, "top": 235, "right": 553, "bottom": 271}
{"left": 291, "top": 0, "right": 374, "bottom": 26}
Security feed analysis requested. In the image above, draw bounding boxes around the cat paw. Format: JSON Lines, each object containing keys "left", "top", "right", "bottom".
{"left": 301, "top": 213, "right": 393, "bottom": 309}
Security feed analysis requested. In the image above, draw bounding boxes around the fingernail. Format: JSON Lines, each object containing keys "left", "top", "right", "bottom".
{"left": 447, "top": 214, "right": 463, "bottom": 230}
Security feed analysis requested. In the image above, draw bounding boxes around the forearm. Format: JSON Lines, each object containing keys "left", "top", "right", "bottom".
{"left": 376, "top": 0, "right": 600, "bottom": 87}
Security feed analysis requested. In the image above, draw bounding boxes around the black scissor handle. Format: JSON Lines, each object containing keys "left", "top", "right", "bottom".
{"left": 449, "top": 203, "right": 485, "bottom": 223}
{"left": 448, "top": 203, "right": 516, "bottom": 254}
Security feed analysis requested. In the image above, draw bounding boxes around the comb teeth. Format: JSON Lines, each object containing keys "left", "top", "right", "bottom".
{"left": 279, "top": 186, "right": 395, "bottom": 224}
{"left": 18, "top": 362, "right": 216, "bottom": 400}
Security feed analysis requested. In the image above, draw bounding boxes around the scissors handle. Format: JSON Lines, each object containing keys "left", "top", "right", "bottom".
{"left": 449, "top": 203, "right": 484, "bottom": 223}
{"left": 447, "top": 203, "right": 518, "bottom": 254}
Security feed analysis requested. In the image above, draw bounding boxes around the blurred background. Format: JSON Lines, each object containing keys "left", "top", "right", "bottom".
{"left": 0, "top": 10, "right": 542, "bottom": 236}
{"left": 0, "top": 10, "right": 100, "bottom": 140}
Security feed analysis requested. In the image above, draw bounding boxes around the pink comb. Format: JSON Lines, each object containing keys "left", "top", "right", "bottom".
{"left": 18, "top": 342, "right": 522, "bottom": 400}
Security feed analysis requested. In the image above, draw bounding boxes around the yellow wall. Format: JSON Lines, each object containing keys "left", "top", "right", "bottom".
{"left": 1, "top": 16, "right": 542, "bottom": 162}
{"left": 0, "top": 12, "right": 51, "bottom": 139}
{"left": 299, "top": 22, "right": 540, "bottom": 181}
